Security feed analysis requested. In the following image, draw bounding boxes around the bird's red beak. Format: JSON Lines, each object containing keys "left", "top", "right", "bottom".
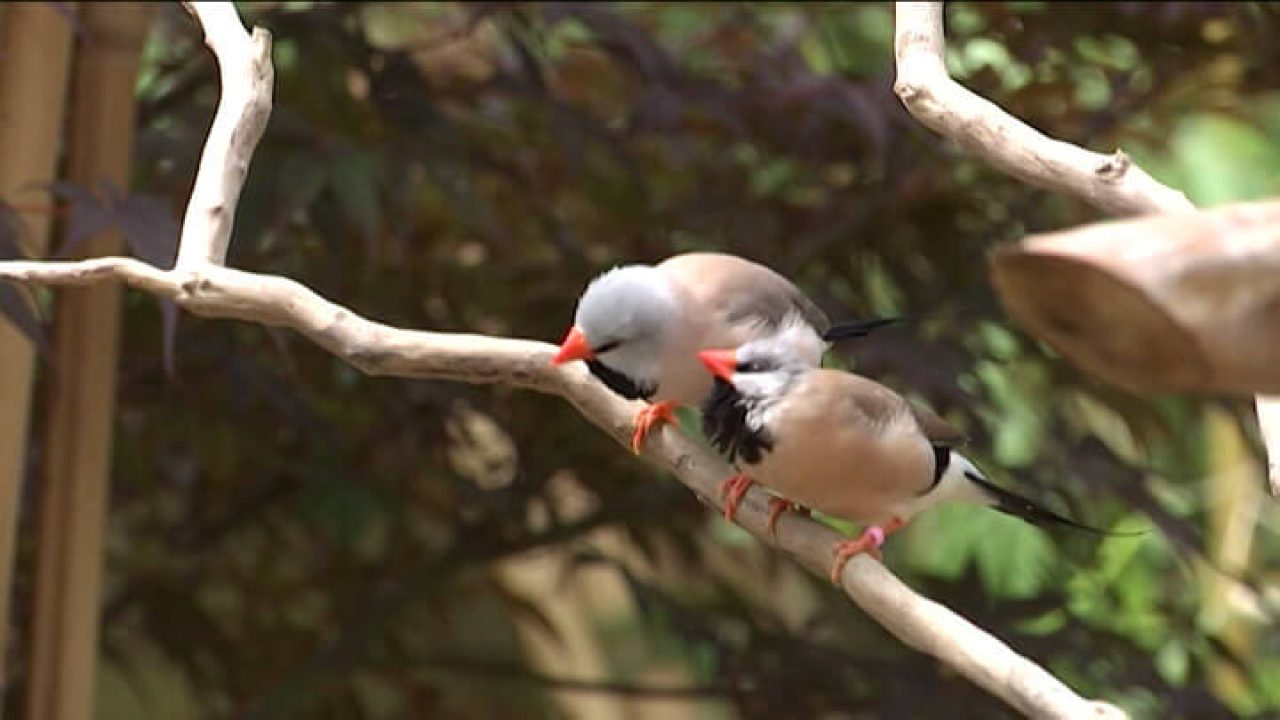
{"left": 697, "top": 349, "right": 737, "bottom": 383}
{"left": 552, "top": 326, "right": 595, "bottom": 365}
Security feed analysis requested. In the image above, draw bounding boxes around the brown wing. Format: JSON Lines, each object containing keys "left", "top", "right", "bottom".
{"left": 823, "top": 372, "right": 967, "bottom": 446}
{"left": 908, "top": 403, "right": 968, "bottom": 446}
{"left": 657, "top": 252, "right": 830, "bottom": 335}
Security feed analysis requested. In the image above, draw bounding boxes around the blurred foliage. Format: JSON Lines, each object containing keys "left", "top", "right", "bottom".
{"left": 4, "top": 2, "right": 1280, "bottom": 718}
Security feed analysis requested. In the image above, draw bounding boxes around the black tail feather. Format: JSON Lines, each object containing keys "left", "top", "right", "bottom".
{"left": 822, "top": 316, "right": 903, "bottom": 343}
{"left": 963, "top": 471, "right": 1143, "bottom": 536}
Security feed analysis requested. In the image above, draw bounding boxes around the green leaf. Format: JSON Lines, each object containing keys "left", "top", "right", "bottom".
{"left": 974, "top": 360, "right": 1048, "bottom": 468}
{"left": 900, "top": 504, "right": 984, "bottom": 580}
{"left": 971, "top": 513, "right": 1055, "bottom": 599}
{"left": 1017, "top": 609, "right": 1067, "bottom": 636}
{"left": 1171, "top": 115, "right": 1280, "bottom": 205}
{"left": 1155, "top": 638, "right": 1189, "bottom": 686}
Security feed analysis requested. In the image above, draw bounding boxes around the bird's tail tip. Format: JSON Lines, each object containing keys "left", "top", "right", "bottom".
{"left": 963, "top": 470, "right": 1146, "bottom": 537}
{"left": 822, "top": 316, "right": 904, "bottom": 343}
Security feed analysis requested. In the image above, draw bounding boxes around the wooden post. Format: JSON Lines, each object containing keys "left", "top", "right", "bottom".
{"left": 0, "top": 2, "right": 79, "bottom": 706}
{"left": 989, "top": 201, "right": 1280, "bottom": 396}
{"left": 24, "top": 6, "right": 153, "bottom": 720}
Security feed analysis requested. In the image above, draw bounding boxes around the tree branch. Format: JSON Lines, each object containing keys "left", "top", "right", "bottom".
{"left": 0, "top": 3, "right": 1127, "bottom": 719}
{"left": 0, "top": 257, "right": 1127, "bottom": 720}
{"left": 175, "top": 1, "right": 272, "bottom": 268}
{"left": 893, "top": 1, "right": 1279, "bottom": 498}
{"left": 893, "top": 2, "right": 1191, "bottom": 216}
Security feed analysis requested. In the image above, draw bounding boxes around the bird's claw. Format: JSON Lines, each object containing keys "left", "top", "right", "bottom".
{"left": 718, "top": 474, "right": 754, "bottom": 523}
{"left": 766, "top": 498, "right": 808, "bottom": 539}
{"left": 630, "top": 401, "right": 678, "bottom": 454}
{"left": 829, "top": 517, "right": 906, "bottom": 584}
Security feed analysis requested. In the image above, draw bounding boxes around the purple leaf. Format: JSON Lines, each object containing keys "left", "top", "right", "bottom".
{"left": 0, "top": 204, "right": 45, "bottom": 350}
{"left": 112, "top": 193, "right": 182, "bottom": 374}
{"left": 50, "top": 181, "right": 113, "bottom": 258}
{"left": 98, "top": 178, "right": 125, "bottom": 205}
{"left": 0, "top": 203, "right": 28, "bottom": 259}
{"left": 0, "top": 283, "right": 46, "bottom": 353}
{"left": 46, "top": 180, "right": 96, "bottom": 203}
{"left": 116, "top": 194, "right": 180, "bottom": 269}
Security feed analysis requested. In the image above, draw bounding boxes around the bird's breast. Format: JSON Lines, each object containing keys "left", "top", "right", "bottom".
{"left": 749, "top": 401, "right": 937, "bottom": 524}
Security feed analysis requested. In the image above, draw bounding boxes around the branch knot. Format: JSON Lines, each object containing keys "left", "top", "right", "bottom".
{"left": 1094, "top": 149, "right": 1131, "bottom": 182}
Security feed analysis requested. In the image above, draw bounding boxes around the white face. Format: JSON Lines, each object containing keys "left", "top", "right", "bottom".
{"left": 573, "top": 265, "right": 678, "bottom": 387}
{"left": 725, "top": 319, "right": 821, "bottom": 401}
{"left": 730, "top": 360, "right": 795, "bottom": 402}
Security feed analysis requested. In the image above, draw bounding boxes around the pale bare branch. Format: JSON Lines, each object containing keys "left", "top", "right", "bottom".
{"left": 175, "top": 2, "right": 273, "bottom": 269}
{"left": 0, "top": 256, "right": 1124, "bottom": 720}
{"left": 893, "top": 2, "right": 1192, "bottom": 216}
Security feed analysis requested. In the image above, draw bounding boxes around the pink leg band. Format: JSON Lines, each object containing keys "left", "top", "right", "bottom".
{"left": 864, "top": 525, "right": 886, "bottom": 548}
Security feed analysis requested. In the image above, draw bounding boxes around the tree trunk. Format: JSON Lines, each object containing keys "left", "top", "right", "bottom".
{"left": 24, "top": 6, "right": 153, "bottom": 720}
{"left": 0, "top": 3, "right": 78, "bottom": 706}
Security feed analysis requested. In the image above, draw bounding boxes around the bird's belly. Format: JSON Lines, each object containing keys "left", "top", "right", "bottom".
{"left": 745, "top": 431, "right": 930, "bottom": 525}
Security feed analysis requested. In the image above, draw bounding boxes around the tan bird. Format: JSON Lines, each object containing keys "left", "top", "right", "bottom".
{"left": 551, "top": 252, "right": 897, "bottom": 452}
{"left": 696, "top": 317, "right": 1114, "bottom": 584}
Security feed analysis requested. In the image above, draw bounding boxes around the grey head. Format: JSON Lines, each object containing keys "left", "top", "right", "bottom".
{"left": 573, "top": 265, "right": 680, "bottom": 398}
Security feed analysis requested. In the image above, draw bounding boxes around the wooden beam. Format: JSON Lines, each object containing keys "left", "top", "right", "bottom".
{"left": 24, "top": 6, "right": 153, "bottom": 720}
{"left": 0, "top": 2, "right": 78, "bottom": 707}
{"left": 990, "top": 201, "right": 1280, "bottom": 396}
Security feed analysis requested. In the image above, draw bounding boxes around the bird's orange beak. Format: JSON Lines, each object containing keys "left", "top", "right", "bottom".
{"left": 552, "top": 326, "right": 595, "bottom": 365}
{"left": 697, "top": 349, "right": 737, "bottom": 383}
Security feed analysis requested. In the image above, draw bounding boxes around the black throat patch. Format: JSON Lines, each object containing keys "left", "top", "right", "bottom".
{"left": 921, "top": 444, "right": 951, "bottom": 495}
{"left": 700, "top": 379, "right": 774, "bottom": 465}
{"left": 584, "top": 359, "right": 656, "bottom": 401}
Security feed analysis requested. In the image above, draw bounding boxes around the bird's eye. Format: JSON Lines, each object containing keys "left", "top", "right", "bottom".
{"left": 736, "top": 359, "right": 767, "bottom": 373}
{"left": 593, "top": 339, "right": 621, "bottom": 354}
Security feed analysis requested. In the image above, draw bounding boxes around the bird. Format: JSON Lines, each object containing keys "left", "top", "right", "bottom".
{"left": 550, "top": 252, "right": 898, "bottom": 453}
{"left": 695, "top": 316, "right": 1120, "bottom": 585}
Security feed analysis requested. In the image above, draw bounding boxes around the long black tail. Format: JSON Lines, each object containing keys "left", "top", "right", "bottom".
{"left": 822, "top": 316, "right": 903, "bottom": 343}
{"left": 963, "top": 470, "right": 1141, "bottom": 536}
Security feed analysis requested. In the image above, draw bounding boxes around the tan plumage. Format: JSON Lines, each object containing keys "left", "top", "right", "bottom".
{"left": 633, "top": 252, "right": 833, "bottom": 406}
{"left": 744, "top": 369, "right": 980, "bottom": 525}
{"left": 657, "top": 253, "right": 831, "bottom": 341}
{"left": 698, "top": 320, "right": 1116, "bottom": 582}
{"left": 552, "top": 252, "right": 896, "bottom": 451}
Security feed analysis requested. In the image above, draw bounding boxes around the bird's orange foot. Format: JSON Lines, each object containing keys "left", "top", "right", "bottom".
{"left": 718, "top": 474, "right": 754, "bottom": 523}
{"left": 630, "top": 401, "right": 678, "bottom": 454}
{"left": 829, "top": 517, "right": 906, "bottom": 584}
{"left": 766, "top": 498, "right": 809, "bottom": 539}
